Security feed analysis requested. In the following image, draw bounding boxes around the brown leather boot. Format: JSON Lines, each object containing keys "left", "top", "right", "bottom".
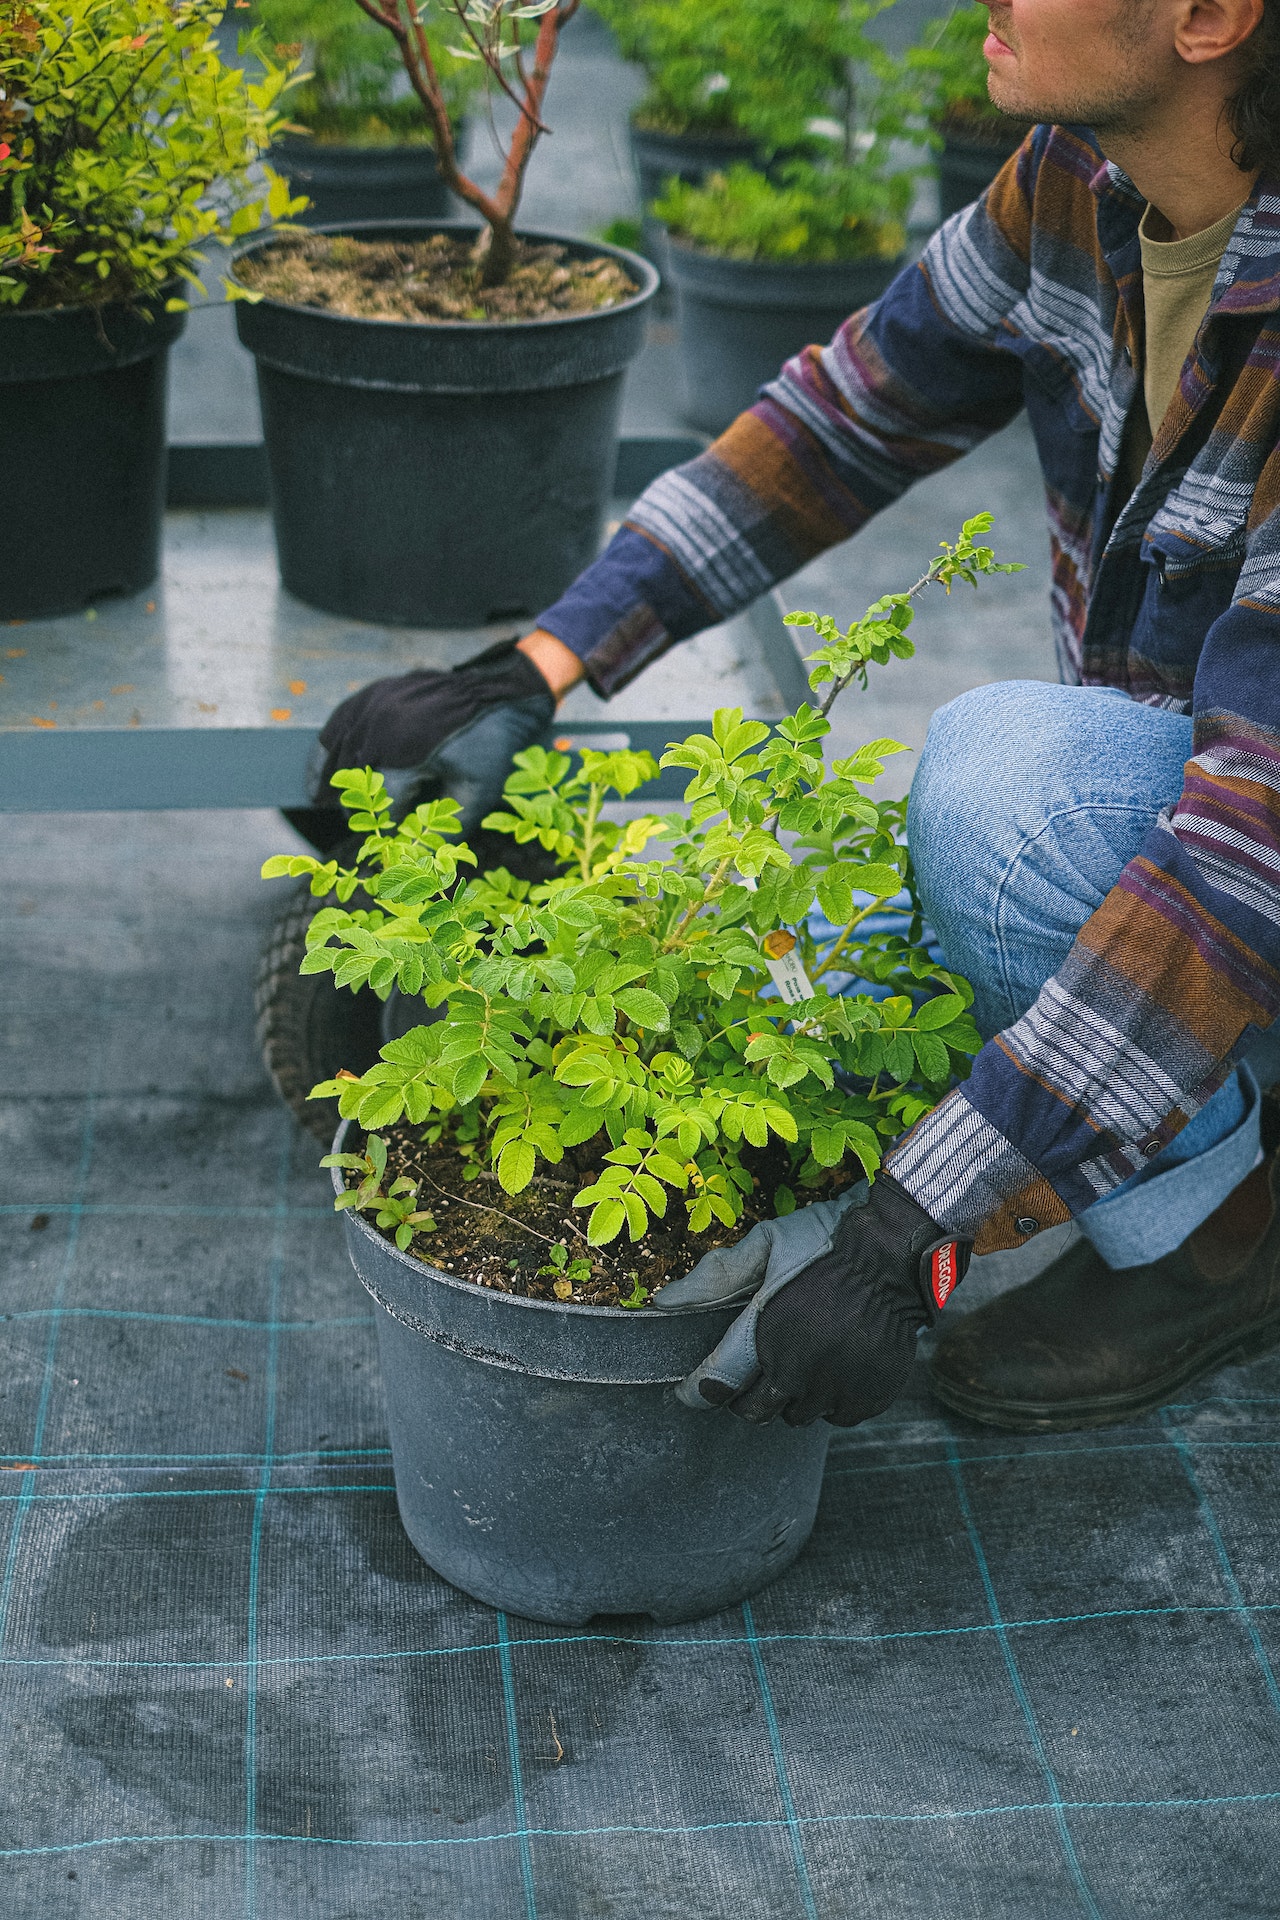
{"left": 927, "top": 1155, "right": 1280, "bottom": 1432}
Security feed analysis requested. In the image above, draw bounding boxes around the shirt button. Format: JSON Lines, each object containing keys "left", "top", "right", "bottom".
{"left": 1122, "top": 345, "right": 1132, "bottom": 366}
{"left": 1015, "top": 1216, "right": 1039, "bottom": 1235}
{"left": 1142, "top": 1138, "right": 1162, "bottom": 1157}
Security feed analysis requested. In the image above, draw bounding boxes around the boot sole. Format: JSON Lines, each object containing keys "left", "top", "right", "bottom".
{"left": 928, "top": 1305, "right": 1280, "bottom": 1433}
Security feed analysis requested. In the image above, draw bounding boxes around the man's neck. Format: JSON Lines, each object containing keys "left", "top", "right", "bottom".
{"left": 1097, "top": 109, "right": 1257, "bottom": 240}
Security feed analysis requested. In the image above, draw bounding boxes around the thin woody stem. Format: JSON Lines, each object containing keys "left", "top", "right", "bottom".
{"left": 663, "top": 850, "right": 736, "bottom": 950}
{"left": 489, "top": 0, "right": 576, "bottom": 221}
{"left": 816, "top": 553, "right": 950, "bottom": 718}
{"left": 351, "top": 0, "right": 503, "bottom": 228}
{"left": 444, "top": 0, "right": 551, "bottom": 136}
{"left": 810, "top": 899, "right": 883, "bottom": 979}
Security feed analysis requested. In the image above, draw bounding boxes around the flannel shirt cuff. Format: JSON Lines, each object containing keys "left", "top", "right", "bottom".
{"left": 536, "top": 526, "right": 713, "bottom": 698}
{"left": 885, "top": 1088, "right": 1073, "bottom": 1257}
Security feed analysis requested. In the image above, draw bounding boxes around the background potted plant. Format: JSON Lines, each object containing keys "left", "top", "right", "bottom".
{"left": 0, "top": 0, "right": 298, "bottom": 621}
{"left": 232, "top": 0, "right": 658, "bottom": 628}
{"left": 263, "top": 516, "right": 1018, "bottom": 1623}
{"left": 257, "top": 0, "right": 480, "bottom": 226}
{"left": 653, "top": 152, "right": 912, "bottom": 435}
{"left": 590, "top": 0, "right": 901, "bottom": 272}
{"left": 904, "top": 0, "right": 1032, "bottom": 220}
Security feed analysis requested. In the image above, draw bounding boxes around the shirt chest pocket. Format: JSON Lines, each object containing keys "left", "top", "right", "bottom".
{"left": 1129, "top": 537, "right": 1243, "bottom": 694}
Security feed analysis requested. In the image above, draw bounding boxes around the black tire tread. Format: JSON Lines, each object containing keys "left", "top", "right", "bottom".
{"left": 255, "top": 878, "right": 384, "bottom": 1144}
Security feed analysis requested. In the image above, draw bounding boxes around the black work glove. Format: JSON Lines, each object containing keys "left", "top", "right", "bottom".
{"left": 654, "top": 1173, "right": 971, "bottom": 1428}
{"left": 308, "top": 637, "right": 556, "bottom": 833}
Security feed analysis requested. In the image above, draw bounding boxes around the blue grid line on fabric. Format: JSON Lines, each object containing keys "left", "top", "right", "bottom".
{"left": 0, "top": 1448, "right": 391, "bottom": 1467}
{"left": 7, "top": 1787, "right": 1280, "bottom": 1860}
{"left": 946, "top": 1442, "right": 1105, "bottom": 1920}
{"left": 17, "top": 1598, "right": 1279, "bottom": 1675}
{"left": 0, "top": 1484, "right": 394, "bottom": 1504}
{"left": 0, "top": 1309, "right": 374, "bottom": 1332}
{"left": 244, "top": 1123, "right": 292, "bottom": 1920}
{"left": 1160, "top": 1410, "right": 1280, "bottom": 1719}
{"left": 496, "top": 1611, "right": 539, "bottom": 1920}
{"left": 10, "top": 1436, "right": 1280, "bottom": 1489}
{"left": 0, "top": 1091, "right": 99, "bottom": 1657}
{"left": 818, "top": 1398, "right": 1280, "bottom": 1459}
{"left": 11, "top": 1426, "right": 1280, "bottom": 1501}
{"left": 827, "top": 1434, "right": 1280, "bottom": 1477}
{"left": 1160, "top": 1395, "right": 1280, "bottom": 1410}
{"left": 741, "top": 1600, "right": 818, "bottom": 1920}
{"left": 0, "top": 1203, "right": 334, "bottom": 1220}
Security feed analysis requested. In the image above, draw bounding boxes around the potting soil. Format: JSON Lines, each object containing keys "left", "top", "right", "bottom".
{"left": 4, "top": 807, "right": 1280, "bottom": 1919}
{"left": 353, "top": 1127, "right": 859, "bottom": 1306}
{"left": 235, "top": 233, "right": 639, "bottom": 324}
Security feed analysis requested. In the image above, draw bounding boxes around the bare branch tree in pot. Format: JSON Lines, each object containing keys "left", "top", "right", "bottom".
{"left": 350, "top": 0, "right": 575, "bottom": 285}
{"left": 232, "top": 0, "right": 658, "bottom": 627}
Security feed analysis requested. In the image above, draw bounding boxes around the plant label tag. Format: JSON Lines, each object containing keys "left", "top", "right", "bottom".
{"left": 760, "top": 930, "right": 815, "bottom": 1005}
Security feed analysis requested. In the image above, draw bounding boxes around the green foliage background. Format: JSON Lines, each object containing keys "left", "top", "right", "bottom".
{"left": 587, "top": 0, "right": 901, "bottom": 152}
{"left": 653, "top": 159, "right": 911, "bottom": 264}
{"left": 254, "top": 0, "right": 478, "bottom": 143}
{"left": 0, "top": 0, "right": 300, "bottom": 309}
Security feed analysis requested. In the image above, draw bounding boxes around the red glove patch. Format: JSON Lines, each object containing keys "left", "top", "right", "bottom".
{"left": 930, "top": 1241, "right": 962, "bottom": 1311}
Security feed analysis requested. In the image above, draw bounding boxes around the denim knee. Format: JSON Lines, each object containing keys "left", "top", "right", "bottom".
{"left": 908, "top": 681, "right": 1020, "bottom": 877}
{"left": 908, "top": 682, "right": 1051, "bottom": 926}
{"left": 906, "top": 680, "right": 1192, "bottom": 1037}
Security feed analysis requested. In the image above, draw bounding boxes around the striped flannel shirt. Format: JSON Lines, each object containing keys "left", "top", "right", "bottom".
{"left": 537, "top": 125, "right": 1280, "bottom": 1254}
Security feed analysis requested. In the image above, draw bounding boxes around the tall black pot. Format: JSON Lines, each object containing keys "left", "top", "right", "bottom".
{"left": 268, "top": 127, "right": 467, "bottom": 227}
{"left": 936, "top": 123, "right": 1030, "bottom": 221}
{"left": 664, "top": 241, "right": 905, "bottom": 437}
{"left": 334, "top": 1133, "right": 831, "bottom": 1624}
{"left": 0, "top": 294, "right": 185, "bottom": 620}
{"left": 233, "top": 221, "right": 658, "bottom": 627}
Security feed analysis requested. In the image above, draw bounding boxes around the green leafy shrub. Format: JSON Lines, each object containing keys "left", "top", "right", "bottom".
{"left": 589, "top": 0, "right": 902, "bottom": 153}
{"left": 653, "top": 160, "right": 911, "bottom": 263}
{"left": 266, "top": 517, "right": 1020, "bottom": 1251}
{"left": 0, "top": 0, "right": 302, "bottom": 310}
{"left": 255, "top": 0, "right": 478, "bottom": 144}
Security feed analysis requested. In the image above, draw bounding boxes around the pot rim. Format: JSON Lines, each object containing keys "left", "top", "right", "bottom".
{"left": 272, "top": 118, "right": 468, "bottom": 154}
{"left": 331, "top": 1120, "right": 732, "bottom": 1323}
{"left": 0, "top": 281, "right": 182, "bottom": 324}
{"left": 664, "top": 233, "right": 906, "bottom": 276}
{"left": 231, "top": 219, "right": 659, "bottom": 333}
{"left": 628, "top": 119, "right": 758, "bottom": 145}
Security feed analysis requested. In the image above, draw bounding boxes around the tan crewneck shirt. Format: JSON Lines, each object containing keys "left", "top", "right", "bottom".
{"left": 1116, "top": 197, "right": 1246, "bottom": 500}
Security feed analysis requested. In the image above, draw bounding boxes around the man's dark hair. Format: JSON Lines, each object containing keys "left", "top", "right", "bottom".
{"left": 1225, "top": 0, "right": 1280, "bottom": 174}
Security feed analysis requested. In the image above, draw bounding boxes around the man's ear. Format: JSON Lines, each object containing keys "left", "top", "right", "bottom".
{"left": 1175, "top": 0, "right": 1265, "bottom": 67}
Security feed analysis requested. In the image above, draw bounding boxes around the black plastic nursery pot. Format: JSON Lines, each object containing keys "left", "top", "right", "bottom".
{"left": 233, "top": 221, "right": 658, "bottom": 627}
{"left": 334, "top": 1133, "right": 831, "bottom": 1625}
{"left": 665, "top": 240, "right": 904, "bottom": 436}
{"left": 0, "top": 294, "right": 185, "bottom": 621}
{"left": 268, "top": 131, "right": 463, "bottom": 227}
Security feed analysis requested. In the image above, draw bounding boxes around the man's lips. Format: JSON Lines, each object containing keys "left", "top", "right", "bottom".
{"left": 984, "top": 18, "right": 1015, "bottom": 56}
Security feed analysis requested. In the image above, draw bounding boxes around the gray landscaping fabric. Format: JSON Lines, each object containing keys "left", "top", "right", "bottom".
{"left": 4, "top": 806, "right": 1280, "bottom": 1920}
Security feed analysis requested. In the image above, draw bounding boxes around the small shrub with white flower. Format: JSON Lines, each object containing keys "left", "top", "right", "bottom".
{"left": 265, "top": 516, "right": 1019, "bottom": 1303}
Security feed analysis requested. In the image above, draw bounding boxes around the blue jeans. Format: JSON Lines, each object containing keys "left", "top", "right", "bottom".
{"left": 908, "top": 681, "right": 1280, "bottom": 1269}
